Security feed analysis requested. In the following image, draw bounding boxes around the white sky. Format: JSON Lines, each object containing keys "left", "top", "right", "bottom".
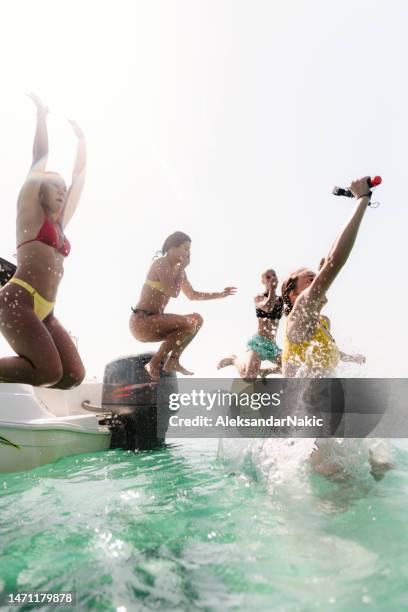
{"left": 0, "top": 0, "right": 407, "bottom": 378}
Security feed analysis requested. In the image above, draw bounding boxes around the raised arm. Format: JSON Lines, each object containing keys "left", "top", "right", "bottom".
{"left": 307, "top": 177, "right": 372, "bottom": 302}
{"left": 255, "top": 282, "right": 276, "bottom": 311}
{"left": 63, "top": 120, "right": 86, "bottom": 227}
{"left": 181, "top": 274, "right": 236, "bottom": 300}
{"left": 28, "top": 94, "right": 49, "bottom": 173}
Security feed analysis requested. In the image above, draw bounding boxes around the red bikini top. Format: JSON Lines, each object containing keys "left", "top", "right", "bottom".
{"left": 17, "top": 217, "right": 71, "bottom": 257}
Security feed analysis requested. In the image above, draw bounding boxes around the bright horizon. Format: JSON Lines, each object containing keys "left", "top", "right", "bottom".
{"left": 0, "top": 0, "right": 407, "bottom": 379}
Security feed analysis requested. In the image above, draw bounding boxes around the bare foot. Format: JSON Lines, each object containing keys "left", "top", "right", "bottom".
{"left": 163, "top": 357, "right": 194, "bottom": 376}
{"left": 216, "top": 355, "right": 237, "bottom": 370}
{"left": 260, "top": 364, "right": 281, "bottom": 378}
{"left": 145, "top": 361, "right": 161, "bottom": 380}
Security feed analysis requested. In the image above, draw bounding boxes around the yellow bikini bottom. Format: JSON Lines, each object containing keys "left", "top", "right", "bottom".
{"left": 9, "top": 278, "right": 55, "bottom": 321}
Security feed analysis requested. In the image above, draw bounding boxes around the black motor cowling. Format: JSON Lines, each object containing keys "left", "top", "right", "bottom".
{"left": 102, "top": 353, "right": 178, "bottom": 451}
{"left": 0, "top": 257, "right": 16, "bottom": 287}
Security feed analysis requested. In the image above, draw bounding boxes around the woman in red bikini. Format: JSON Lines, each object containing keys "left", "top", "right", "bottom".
{"left": 0, "top": 94, "right": 86, "bottom": 388}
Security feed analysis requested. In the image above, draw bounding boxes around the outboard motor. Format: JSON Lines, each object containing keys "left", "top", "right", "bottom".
{"left": 0, "top": 257, "right": 16, "bottom": 287}
{"left": 101, "top": 353, "right": 178, "bottom": 451}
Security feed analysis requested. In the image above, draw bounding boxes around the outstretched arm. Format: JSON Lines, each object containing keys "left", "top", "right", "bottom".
{"left": 307, "top": 177, "right": 372, "bottom": 302}
{"left": 181, "top": 275, "right": 236, "bottom": 300}
{"left": 63, "top": 120, "right": 86, "bottom": 227}
{"left": 321, "top": 315, "right": 365, "bottom": 363}
{"left": 339, "top": 351, "right": 366, "bottom": 364}
{"left": 28, "top": 94, "right": 49, "bottom": 173}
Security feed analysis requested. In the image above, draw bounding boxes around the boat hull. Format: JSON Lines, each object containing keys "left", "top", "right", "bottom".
{"left": 0, "top": 382, "right": 111, "bottom": 474}
{"left": 0, "top": 422, "right": 111, "bottom": 473}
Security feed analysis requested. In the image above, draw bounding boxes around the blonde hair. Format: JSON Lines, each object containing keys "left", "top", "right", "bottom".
{"left": 280, "top": 268, "right": 309, "bottom": 316}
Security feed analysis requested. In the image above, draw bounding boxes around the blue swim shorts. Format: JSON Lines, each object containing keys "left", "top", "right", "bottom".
{"left": 246, "top": 334, "right": 282, "bottom": 362}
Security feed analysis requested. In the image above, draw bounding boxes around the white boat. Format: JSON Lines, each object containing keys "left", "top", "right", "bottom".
{"left": 0, "top": 353, "right": 179, "bottom": 475}
{"left": 0, "top": 381, "right": 111, "bottom": 474}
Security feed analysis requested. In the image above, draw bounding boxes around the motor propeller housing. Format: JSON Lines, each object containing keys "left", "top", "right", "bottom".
{"left": 101, "top": 353, "right": 178, "bottom": 451}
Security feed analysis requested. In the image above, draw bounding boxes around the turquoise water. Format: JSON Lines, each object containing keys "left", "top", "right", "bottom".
{"left": 0, "top": 440, "right": 408, "bottom": 611}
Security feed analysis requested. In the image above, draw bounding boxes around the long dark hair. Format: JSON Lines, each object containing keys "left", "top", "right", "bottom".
{"left": 161, "top": 231, "right": 191, "bottom": 255}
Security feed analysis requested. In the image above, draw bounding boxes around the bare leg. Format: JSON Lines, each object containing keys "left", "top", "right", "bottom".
{"left": 309, "top": 448, "right": 343, "bottom": 476}
{"left": 164, "top": 313, "right": 203, "bottom": 375}
{"left": 368, "top": 447, "right": 394, "bottom": 481}
{"left": 232, "top": 356, "right": 248, "bottom": 377}
{"left": 259, "top": 367, "right": 276, "bottom": 378}
{"left": 0, "top": 284, "right": 63, "bottom": 386}
{"left": 130, "top": 312, "right": 203, "bottom": 379}
{"left": 147, "top": 328, "right": 194, "bottom": 378}
{"left": 260, "top": 359, "right": 282, "bottom": 378}
{"left": 241, "top": 351, "right": 261, "bottom": 380}
{"left": 310, "top": 441, "right": 394, "bottom": 479}
{"left": 43, "top": 314, "right": 86, "bottom": 389}
{"left": 217, "top": 350, "right": 261, "bottom": 380}
{"left": 217, "top": 355, "right": 237, "bottom": 370}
